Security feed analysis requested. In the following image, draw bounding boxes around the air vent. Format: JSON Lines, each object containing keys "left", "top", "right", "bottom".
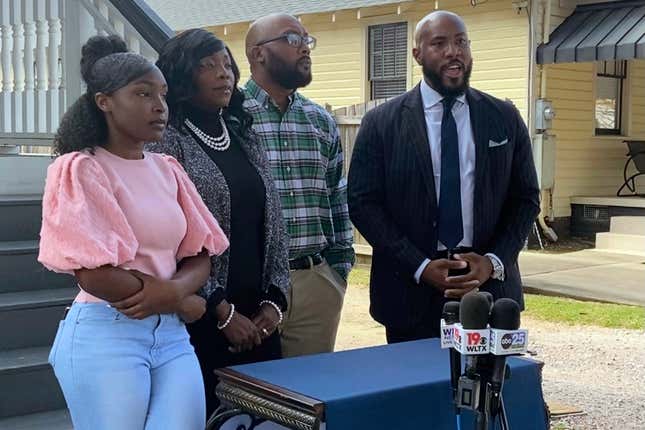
{"left": 583, "top": 205, "right": 609, "bottom": 221}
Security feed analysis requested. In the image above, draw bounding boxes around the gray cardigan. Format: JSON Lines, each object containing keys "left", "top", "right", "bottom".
{"left": 146, "top": 121, "right": 290, "bottom": 301}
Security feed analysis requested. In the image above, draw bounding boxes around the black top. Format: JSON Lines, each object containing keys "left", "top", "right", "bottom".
{"left": 185, "top": 106, "right": 274, "bottom": 316}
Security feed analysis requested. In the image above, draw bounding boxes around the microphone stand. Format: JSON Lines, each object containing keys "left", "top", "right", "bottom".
{"left": 488, "top": 362, "right": 510, "bottom": 430}
{"left": 472, "top": 354, "right": 490, "bottom": 430}
{"left": 475, "top": 381, "right": 489, "bottom": 430}
{"left": 475, "top": 378, "right": 510, "bottom": 430}
{"left": 475, "top": 406, "right": 489, "bottom": 430}
{"left": 498, "top": 393, "right": 510, "bottom": 430}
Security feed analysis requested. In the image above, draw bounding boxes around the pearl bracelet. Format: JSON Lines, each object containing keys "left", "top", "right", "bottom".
{"left": 216, "top": 303, "right": 235, "bottom": 330}
{"left": 259, "top": 300, "right": 283, "bottom": 325}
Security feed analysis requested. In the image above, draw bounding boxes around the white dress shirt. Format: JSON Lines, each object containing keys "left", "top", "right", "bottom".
{"left": 421, "top": 79, "right": 475, "bottom": 250}
{"left": 414, "top": 80, "right": 504, "bottom": 283}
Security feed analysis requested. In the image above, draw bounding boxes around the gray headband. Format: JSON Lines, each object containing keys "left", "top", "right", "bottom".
{"left": 87, "top": 52, "right": 155, "bottom": 94}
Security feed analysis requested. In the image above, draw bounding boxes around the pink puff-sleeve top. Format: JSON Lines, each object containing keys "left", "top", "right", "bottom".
{"left": 38, "top": 146, "right": 229, "bottom": 303}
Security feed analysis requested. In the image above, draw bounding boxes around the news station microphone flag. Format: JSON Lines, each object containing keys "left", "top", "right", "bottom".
{"left": 441, "top": 292, "right": 491, "bottom": 429}
{"left": 441, "top": 291, "right": 529, "bottom": 430}
{"left": 460, "top": 293, "right": 491, "bottom": 430}
{"left": 441, "top": 301, "right": 461, "bottom": 424}
{"left": 487, "top": 299, "right": 522, "bottom": 426}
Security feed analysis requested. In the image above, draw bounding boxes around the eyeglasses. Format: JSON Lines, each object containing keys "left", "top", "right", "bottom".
{"left": 256, "top": 33, "right": 316, "bottom": 50}
{"left": 429, "top": 37, "right": 470, "bottom": 52}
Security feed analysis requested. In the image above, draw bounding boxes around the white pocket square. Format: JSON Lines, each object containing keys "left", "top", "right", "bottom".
{"left": 488, "top": 138, "right": 508, "bottom": 148}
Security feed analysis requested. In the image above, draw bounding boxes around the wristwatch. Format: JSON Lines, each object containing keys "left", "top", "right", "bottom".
{"left": 486, "top": 254, "right": 505, "bottom": 281}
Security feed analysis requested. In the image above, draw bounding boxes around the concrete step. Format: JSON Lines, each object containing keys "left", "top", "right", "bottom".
{"left": 0, "top": 347, "right": 66, "bottom": 419}
{"left": 0, "top": 287, "right": 76, "bottom": 351}
{"left": 0, "top": 409, "right": 72, "bottom": 430}
{"left": 595, "top": 232, "right": 645, "bottom": 254}
{"left": 0, "top": 155, "right": 51, "bottom": 196}
{"left": 0, "top": 195, "right": 42, "bottom": 242}
{"left": 0, "top": 241, "right": 75, "bottom": 294}
{"left": 609, "top": 216, "right": 645, "bottom": 235}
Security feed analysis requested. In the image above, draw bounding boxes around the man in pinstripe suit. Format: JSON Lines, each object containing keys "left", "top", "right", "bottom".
{"left": 348, "top": 11, "right": 540, "bottom": 343}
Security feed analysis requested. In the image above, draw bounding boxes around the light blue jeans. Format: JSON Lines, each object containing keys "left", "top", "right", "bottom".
{"left": 49, "top": 302, "right": 205, "bottom": 430}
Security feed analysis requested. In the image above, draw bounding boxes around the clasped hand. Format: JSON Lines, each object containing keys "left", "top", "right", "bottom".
{"left": 109, "top": 270, "right": 182, "bottom": 319}
{"left": 220, "top": 302, "right": 281, "bottom": 353}
{"left": 420, "top": 252, "right": 493, "bottom": 299}
{"left": 109, "top": 270, "right": 206, "bottom": 323}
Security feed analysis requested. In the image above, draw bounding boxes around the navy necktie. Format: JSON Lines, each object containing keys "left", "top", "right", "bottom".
{"left": 438, "top": 97, "right": 463, "bottom": 250}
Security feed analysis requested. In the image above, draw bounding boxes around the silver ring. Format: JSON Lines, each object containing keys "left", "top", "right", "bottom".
{"left": 261, "top": 328, "right": 269, "bottom": 336}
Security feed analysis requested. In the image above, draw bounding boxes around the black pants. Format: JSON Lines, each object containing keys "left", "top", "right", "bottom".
{"left": 187, "top": 310, "right": 282, "bottom": 419}
{"left": 385, "top": 320, "right": 441, "bottom": 344}
{"left": 384, "top": 292, "right": 452, "bottom": 344}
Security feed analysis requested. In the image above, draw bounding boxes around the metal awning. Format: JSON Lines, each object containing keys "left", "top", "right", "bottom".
{"left": 537, "top": 0, "right": 645, "bottom": 64}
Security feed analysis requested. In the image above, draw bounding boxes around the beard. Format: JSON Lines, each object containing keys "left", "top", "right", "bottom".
{"left": 266, "top": 51, "right": 312, "bottom": 90}
{"left": 422, "top": 60, "right": 472, "bottom": 97}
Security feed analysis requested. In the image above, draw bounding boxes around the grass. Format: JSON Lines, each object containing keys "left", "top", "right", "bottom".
{"left": 348, "top": 264, "right": 371, "bottom": 287}
{"left": 348, "top": 265, "right": 644, "bottom": 330}
{"left": 524, "top": 294, "right": 644, "bottom": 330}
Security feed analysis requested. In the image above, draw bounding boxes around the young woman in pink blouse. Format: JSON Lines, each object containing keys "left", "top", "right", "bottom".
{"left": 38, "top": 35, "right": 229, "bottom": 430}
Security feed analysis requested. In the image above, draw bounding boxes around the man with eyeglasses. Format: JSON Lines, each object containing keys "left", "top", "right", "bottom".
{"left": 348, "top": 11, "right": 540, "bottom": 343}
{"left": 243, "top": 13, "right": 355, "bottom": 357}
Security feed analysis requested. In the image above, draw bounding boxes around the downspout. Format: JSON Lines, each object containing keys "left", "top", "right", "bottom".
{"left": 539, "top": 0, "right": 551, "bottom": 100}
{"left": 535, "top": 0, "right": 558, "bottom": 242}
{"left": 527, "top": 0, "right": 534, "bottom": 136}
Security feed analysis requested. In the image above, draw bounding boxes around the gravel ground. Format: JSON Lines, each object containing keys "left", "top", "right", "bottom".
{"left": 529, "top": 319, "right": 645, "bottom": 430}
{"left": 335, "top": 284, "right": 645, "bottom": 430}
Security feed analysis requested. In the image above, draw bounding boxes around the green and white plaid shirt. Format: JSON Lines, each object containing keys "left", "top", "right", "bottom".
{"left": 243, "top": 79, "right": 355, "bottom": 279}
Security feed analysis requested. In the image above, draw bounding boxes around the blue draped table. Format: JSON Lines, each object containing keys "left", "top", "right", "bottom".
{"left": 214, "top": 339, "right": 548, "bottom": 430}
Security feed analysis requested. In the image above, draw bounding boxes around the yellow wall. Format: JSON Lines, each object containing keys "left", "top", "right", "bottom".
{"left": 627, "top": 60, "right": 645, "bottom": 191}
{"left": 549, "top": 0, "right": 574, "bottom": 32}
{"left": 631, "top": 60, "right": 645, "bottom": 136}
{"left": 545, "top": 59, "right": 645, "bottom": 217}
{"left": 205, "top": 0, "right": 530, "bottom": 117}
{"left": 204, "top": 0, "right": 645, "bottom": 221}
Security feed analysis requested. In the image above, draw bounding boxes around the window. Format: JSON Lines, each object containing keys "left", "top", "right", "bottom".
{"left": 595, "top": 60, "right": 627, "bottom": 135}
{"left": 368, "top": 22, "right": 407, "bottom": 100}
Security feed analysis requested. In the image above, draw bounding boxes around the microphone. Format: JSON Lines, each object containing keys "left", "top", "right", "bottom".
{"left": 459, "top": 292, "right": 491, "bottom": 377}
{"left": 479, "top": 291, "right": 494, "bottom": 310}
{"left": 487, "top": 298, "right": 521, "bottom": 418}
{"left": 455, "top": 292, "right": 491, "bottom": 412}
{"left": 460, "top": 292, "right": 491, "bottom": 329}
{"left": 442, "top": 301, "right": 461, "bottom": 410}
{"left": 473, "top": 291, "right": 494, "bottom": 394}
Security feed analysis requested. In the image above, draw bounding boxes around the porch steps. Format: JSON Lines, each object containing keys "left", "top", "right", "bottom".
{"left": 0, "top": 240, "right": 75, "bottom": 293}
{"left": 0, "top": 347, "right": 66, "bottom": 418}
{"left": 595, "top": 216, "right": 645, "bottom": 255}
{"left": 0, "top": 195, "right": 42, "bottom": 242}
{"left": 0, "top": 288, "right": 76, "bottom": 350}
{"left": 0, "top": 410, "right": 72, "bottom": 430}
{"left": 0, "top": 196, "right": 72, "bottom": 423}
{"left": 608, "top": 216, "right": 645, "bottom": 235}
{"left": 0, "top": 156, "right": 51, "bottom": 196}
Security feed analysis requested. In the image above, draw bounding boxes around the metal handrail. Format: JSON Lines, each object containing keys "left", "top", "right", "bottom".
{"left": 106, "top": 0, "right": 173, "bottom": 51}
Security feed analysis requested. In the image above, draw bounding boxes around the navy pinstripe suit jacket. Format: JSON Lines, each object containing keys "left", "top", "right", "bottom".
{"left": 348, "top": 84, "right": 540, "bottom": 330}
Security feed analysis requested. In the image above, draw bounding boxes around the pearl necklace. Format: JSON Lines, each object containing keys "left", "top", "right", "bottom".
{"left": 185, "top": 116, "right": 230, "bottom": 151}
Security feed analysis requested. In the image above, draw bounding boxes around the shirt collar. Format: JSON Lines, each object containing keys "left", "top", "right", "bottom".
{"left": 420, "top": 79, "right": 467, "bottom": 110}
{"left": 244, "top": 78, "right": 299, "bottom": 111}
